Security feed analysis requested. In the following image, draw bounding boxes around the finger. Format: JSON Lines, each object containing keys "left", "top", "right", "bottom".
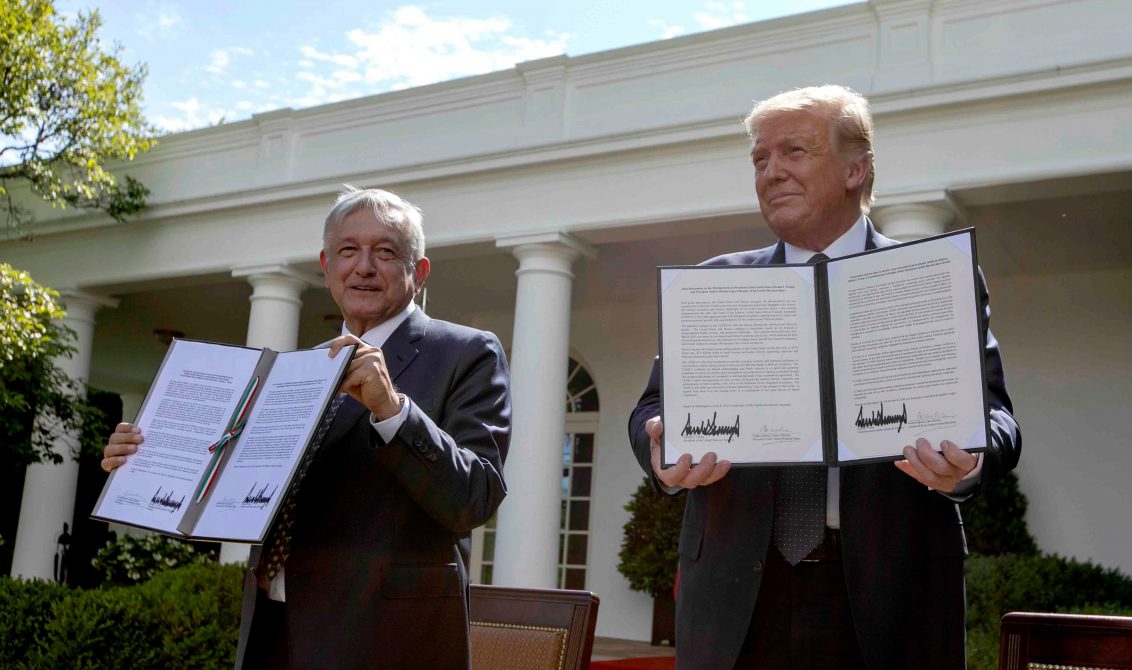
{"left": 679, "top": 452, "right": 719, "bottom": 489}
{"left": 940, "top": 441, "right": 976, "bottom": 472}
{"left": 114, "top": 422, "right": 139, "bottom": 434}
{"left": 328, "top": 334, "right": 363, "bottom": 358}
{"left": 104, "top": 440, "right": 140, "bottom": 458}
{"left": 913, "top": 438, "right": 953, "bottom": 477}
{"left": 657, "top": 453, "right": 693, "bottom": 488}
{"left": 898, "top": 447, "right": 936, "bottom": 487}
{"left": 699, "top": 459, "right": 732, "bottom": 487}
{"left": 101, "top": 454, "right": 132, "bottom": 473}
{"left": 645, "top": 417, "right": 664, "bottom": 442}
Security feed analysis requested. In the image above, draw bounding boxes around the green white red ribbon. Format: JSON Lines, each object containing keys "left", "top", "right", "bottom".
{"left": 194, "top": 376, "right": 260, "bottom": 504}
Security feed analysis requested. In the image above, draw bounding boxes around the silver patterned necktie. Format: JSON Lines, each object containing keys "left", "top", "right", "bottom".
{"left": 772, "top": 252, "right": 829, "bottom": 565}
{"left": 258, "top": 393, "right": 346, "bottom": 581}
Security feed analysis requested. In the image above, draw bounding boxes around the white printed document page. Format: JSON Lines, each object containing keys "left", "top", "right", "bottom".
{"left": 190, "top": 347, "right": 350, "bottom": 542}
{"left": 659, "top": 265, "right": 824, "bottom": 466}
{"left": 91, "top": 340, "right": 262, "bottom": 534}
{"left": 826, "top": 232, "right": 987, "bottom": 462}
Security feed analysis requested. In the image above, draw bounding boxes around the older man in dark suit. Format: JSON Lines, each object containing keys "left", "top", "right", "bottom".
{"left": 105, "top": 186, "right": 510, "bottom": 669}
{"left": 628, "top": 86, "right": 1020, "bottom": 669}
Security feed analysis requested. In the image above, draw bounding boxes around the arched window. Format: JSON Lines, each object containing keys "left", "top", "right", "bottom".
{"left": 474, "top": 355, "right": 599, "bottom": 588}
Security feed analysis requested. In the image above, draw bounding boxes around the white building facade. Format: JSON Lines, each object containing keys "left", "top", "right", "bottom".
{"left": 4, "top": 0, "right": 1132, "bottom": 641}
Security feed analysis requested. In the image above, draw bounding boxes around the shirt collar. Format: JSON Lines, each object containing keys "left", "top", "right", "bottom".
{"left": 341, "top": 300, "right": 416, "bottom": 348}
{"left": 783, "top": 215, "right": 868, "bottom": 264}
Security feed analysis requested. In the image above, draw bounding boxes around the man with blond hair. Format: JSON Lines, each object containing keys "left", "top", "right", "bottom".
{"left": 629, "top": 86, "right": 1020, "bottom": 669}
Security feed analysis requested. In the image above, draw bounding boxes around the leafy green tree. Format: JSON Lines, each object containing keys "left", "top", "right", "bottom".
{"left": 0, "top": 263, "right": 103, "bottom": 465}
{"left": 0, "top": 0, "right": 155, "bottom": 237}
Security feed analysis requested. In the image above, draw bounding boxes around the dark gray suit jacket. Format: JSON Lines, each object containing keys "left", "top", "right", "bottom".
{"left": 629, "top": 222, "right": 1020, "bottom": 669}
{"left": 239, "top": 308, "right": 510, "bottom": 669}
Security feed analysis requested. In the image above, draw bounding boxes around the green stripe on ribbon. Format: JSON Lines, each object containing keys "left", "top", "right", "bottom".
{"left": 194, "top": 375, "right": 260, "bottom": 504}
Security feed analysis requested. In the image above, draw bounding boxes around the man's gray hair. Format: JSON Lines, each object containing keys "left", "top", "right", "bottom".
{"left": 323, "top": 185, "right": 426, "bottom": 265}
{"left": 744, "top": 85, "right": 876, "bottom": 212}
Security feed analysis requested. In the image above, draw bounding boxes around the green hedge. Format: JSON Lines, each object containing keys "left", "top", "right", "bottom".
{"left": 0, "top": 562, "right": 243, "bottom": 670}
{"left": 965, "top": 553, "right": 1132, "bottom": 670}
{"left": 3, "top": 549, "right": 1131, "bottom": 669}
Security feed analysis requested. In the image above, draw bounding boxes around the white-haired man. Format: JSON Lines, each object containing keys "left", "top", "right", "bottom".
{"left": 629, "top": 86, "right": 1020, "bottom": 669}
{"left": 105, "top": 187, "right": 511, "bottom": 669}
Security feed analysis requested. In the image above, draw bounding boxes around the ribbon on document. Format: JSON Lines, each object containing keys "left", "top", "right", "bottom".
{"left": 193, "top": 376, "right": 260, "bottom": 504}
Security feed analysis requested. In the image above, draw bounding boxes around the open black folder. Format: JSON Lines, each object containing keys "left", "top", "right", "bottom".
{"left": 658, "top": 228, "right": 990, "bottom": 468}
{"left": 91, "top": 339, "right": 354, "bottom": 543}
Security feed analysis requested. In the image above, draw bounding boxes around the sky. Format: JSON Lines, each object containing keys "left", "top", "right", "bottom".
{"left": 60, "top": 0, "right": 854, "bottom": 135}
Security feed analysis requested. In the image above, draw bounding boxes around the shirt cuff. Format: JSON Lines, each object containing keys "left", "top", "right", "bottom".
{"left": 369, "top": 394, "right": 409, "bottom": 443}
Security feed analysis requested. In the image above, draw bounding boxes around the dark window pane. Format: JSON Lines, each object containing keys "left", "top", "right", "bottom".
{"left": 565, "top": 568, "right": 586, "bottom": 590}
{"left": 577, "top": 388, "right": 599, "bottom": 411}
{"left": 560, "top": 499, "right": 567, "bottom": 528}
{"left": 558, "top": 532, "right": 565, "bottom": 562}
{"left": 482, "top": 530, "right": 495, "bottom": 561}
{"left": 481, "top": 565, "right": 493, "bottom": 585}
{"left": 571, "top": 466, "right": 591, "bottom": 497}
{"left": 567, "top": 365, "right": 594, "bottom": 398}
{"left": 573, "top": 435, "right": 594, "bottom": 463}
{"left": 558, "top": 567, "right": 565, "bottom": 589}
{"left": 569, "top": 501, "right": 590, "bottom": 530}
{"left": 567, "top": 534, "right": 588, "bottom": 565}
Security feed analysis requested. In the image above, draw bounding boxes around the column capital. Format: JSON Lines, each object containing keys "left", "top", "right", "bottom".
{"left": 57, "top": 290, "right": 119, "bottom": 324}
{"left": 231, "top": 263, "right": 318, "bottom": 286}
{"left": 872, "top": 190, "right": 965, "bottom": 242}
{"left": 495, "top": 231, "right": 596, "bottom": 259}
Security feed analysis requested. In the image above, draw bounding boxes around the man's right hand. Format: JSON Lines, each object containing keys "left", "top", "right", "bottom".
{"left": 646, "top": 416, "right": 732, "bottom": 489}
{"left": 102, "top": 422, "right": 143, "bottom": 473}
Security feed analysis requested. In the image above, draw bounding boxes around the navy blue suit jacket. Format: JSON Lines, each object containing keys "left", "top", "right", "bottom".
{"left": 629, "top": 222, "right": 1020, "bottom": 669}
{"left": 240, "top": 308, "right": 510, "bottom": 669}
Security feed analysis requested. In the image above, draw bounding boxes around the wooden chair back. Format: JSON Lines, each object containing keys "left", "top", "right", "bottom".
{"left": 1000, "top": 611, "right": 1132, "bottom": 669}
{"left": 469, "top": 584, "right": 599, "bottom": 670}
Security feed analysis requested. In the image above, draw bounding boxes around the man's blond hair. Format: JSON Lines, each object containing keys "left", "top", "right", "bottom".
{"left": 745, "top": 85, "right": 876, "bottom": 212}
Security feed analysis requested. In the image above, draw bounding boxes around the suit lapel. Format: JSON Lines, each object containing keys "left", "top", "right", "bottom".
{"left": 379, "top": 308, "right": 427, "bottom": 384}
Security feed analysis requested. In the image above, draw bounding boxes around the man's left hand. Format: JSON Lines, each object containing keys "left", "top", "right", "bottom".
{"left": 328, "top": 335, "right": 402, "bottom": 420}
{"left": 894, "top": 438, "right": 977, "bottom": 493}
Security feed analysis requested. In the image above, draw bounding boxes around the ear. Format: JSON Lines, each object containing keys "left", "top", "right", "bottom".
{"left": 844, "top": 154, "right": 869, "bottom": 192}
{"left": 319, "top": 250, "right": 330, "bottom": 286}
{"left": 413, "top": 257, "right": 431, "bottom": 291}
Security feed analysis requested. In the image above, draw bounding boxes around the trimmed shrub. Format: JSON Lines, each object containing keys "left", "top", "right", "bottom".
{"left": 34, "top": 586, "right": 163, "bottom": 670}
{"left": 0, "top": 561, "right": 243, "bottom": 670}
{"left": 0, "top": 577, "right": 70, "bottom": 669}
{"left": 965, "top": 552, "right": 1132, "bottom": 670}
{"left": 135, "top": 562, "right": 243, "bottom": 669}
{"left": 618, "top": 478, "right": 685, "bottom": 598}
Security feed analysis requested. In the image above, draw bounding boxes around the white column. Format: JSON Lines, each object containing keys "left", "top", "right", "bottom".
{"left": 221, "top": 264, "right": 313, "bottom": 564}
{"left": 873, "top": 201, "right": 955, "bottom": 242}
{"left": 492, "top": 232, "right": 593, "bottom": 589}
{"left": 11, "top": 291, "right": 117, "bottom": 580}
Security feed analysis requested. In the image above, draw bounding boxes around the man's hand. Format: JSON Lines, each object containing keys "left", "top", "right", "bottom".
{"left": 894, "top": 438, "right": 977, "bottom": 493}
{"left": 102, "top": 422, "right": 143, "bottom": 473}
{"left": 328, "top": 335, "right": 402, "bottom": 420}
{"left": 646, "top": 416, "right": 732, "bottom": 489}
